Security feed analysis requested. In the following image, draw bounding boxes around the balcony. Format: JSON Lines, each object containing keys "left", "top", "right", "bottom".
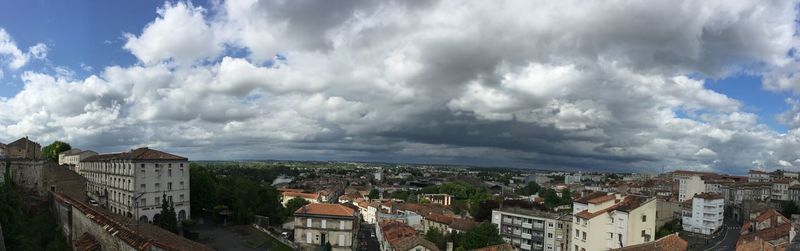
{"left": 522, "top": 222, "right": 533, "bottom": 228}
{"left": 522, "top": 233, "right": 532, "bottom": 239}
{"left": 521, "top": 244, "right": 532, "bottom": 250}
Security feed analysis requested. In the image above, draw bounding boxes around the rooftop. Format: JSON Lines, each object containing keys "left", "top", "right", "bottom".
{"left": 610, "top": 233, "right": 687, "bottom": 251}
{"left": 295, "top": 203, "right": 357, "bottom": 218}
{"left": 692, "top": 192, "right": 723, "bottom": 200}
{"left": 82, "top": 147, "right": 187, "bottom": 162}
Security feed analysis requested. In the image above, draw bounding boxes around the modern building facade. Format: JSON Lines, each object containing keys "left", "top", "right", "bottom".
{"left": 78, "top": 147, "right": 191, "bottom": 224}
{"left": 492, "top": 207, "right": 572, "bottom": 251}
{"left": 294, "top": 203, "right": 359, "bottom": 251}
{"left": 572, "top": 192, "right": 657, "bottom": 251}
{"left": 681, "top": 192, "right": 723, "bottom": 235}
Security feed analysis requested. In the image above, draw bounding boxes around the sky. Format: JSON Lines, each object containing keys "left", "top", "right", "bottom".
{"left": 1, "top": 0, "right": 800, "bottom": 174}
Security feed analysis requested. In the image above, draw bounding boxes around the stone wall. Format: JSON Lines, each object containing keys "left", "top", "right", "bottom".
{"left": 69, "top": 201, "right": 138, "bottom": 251}
{"left": 6, "top": 160, "right": 44, "bottom": 192}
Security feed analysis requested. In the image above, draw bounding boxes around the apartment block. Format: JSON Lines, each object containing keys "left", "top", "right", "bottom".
{"left": 572, "top": 192, "right": 656, "bottom": 251}
{"left": 681, "top": 192, "right": 723, "bottom": 235}
{"left": 79, "top": 147, "right": 190, "bottom": 224}
{"left": 492, "top": 207, "right": 572, "bottom": 251}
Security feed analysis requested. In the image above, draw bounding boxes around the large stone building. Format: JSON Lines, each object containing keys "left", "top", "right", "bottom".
{"left": 294, "top": 203, "right": 359, "bottom": 251}
{"left": 681, "top": 192, "right": 723, "bottom": 235}
{"left": 59, "top": 149, "right": 98, "bottom": 170}
{"left": 747, "top": 169, "right": 771, "bottom": 183}
{"left": 572, "top": 192, "right": 657, "bottom": 251}
{"left": 78, "top": 147, "right": 190, "bottom": 224}
{"left": 492, "top": 207, "right": 572, "bottom": 251}
{"left": 6, "top": 137, "right": 41, "bottom": 160}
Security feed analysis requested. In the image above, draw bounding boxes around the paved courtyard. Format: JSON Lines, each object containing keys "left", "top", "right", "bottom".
{"left": 194, "top": 224, "right": 291, "bottom": 251}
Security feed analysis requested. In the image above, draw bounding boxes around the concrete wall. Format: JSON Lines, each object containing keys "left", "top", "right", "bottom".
{"left": 69, "top": 203, "right": 138, "bottom": 251}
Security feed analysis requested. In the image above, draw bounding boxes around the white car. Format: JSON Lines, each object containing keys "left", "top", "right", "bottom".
{"left": 89, "top": 199, "right": 99, "bottom": 206}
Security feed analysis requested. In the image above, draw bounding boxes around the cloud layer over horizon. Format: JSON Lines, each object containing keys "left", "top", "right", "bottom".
{"left": 2, "top": 0, "right": 800, "bottom": 173}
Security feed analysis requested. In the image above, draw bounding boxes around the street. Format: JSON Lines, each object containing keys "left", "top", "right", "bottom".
{"left": 700, "top": 218, "right": 740, "bottom": 251}
{"left": 358, "top": 223, "right": 380, "bottom": 251}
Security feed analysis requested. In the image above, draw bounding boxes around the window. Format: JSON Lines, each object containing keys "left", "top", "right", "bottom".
{"left": 609, "top": 233, "right": 613, "bottom": 238}
{"left": 180, "top": 194, "right": 184, "bottom": 201}
{"left": 548, "top": 223, "right": 554, "bottom": 227}
{"left": 307, "top": 218, "right": 312, "bottom": 227}
{"left": 321, "top": 219, "right": 327, "bottom": 228}
{"left": 306, "top": 231, "right": 312, "bottom": 243}
{"left": 575, "top": 229, "right": 579, "bottom": 236}
{"left": 558, "top": 223, "right": 563, "bottom": 229}
{"left": 641, "top": 215, "right": 646, "bottom": 222}
{"left": 180, "top": 181, "right": 185, "bottom": 189}
{"left": 155, "top": 183, "right": 160, "bottom": 190}
{"left": 611, "top": 217, "right": 614, "bottom": 223}
{"left": 168, "top": 182, "right": 172, "bottom": 190}
{"left": 339, "top": 235, "right": 345, "bottom": 246}
{"left": 168, "top": 195, "right": 173, "bottom": 202}
{"left": 582, "top": 232, "right": 586, "bottom": 241}
{"left": 141, "top": 184, "right": 146, "bottom": 191}
{"left": 340, "top": 220, "right": 345, "bottom": 230}
{"left": 548, "top": 233, "right": 553, "bottom": 238}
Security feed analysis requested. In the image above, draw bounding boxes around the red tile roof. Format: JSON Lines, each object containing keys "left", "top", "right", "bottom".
{"left": 295, "top": 203, "right": 357, "bottom": 217}
{"left": 692, "top": 192, "right": 722, "bottom": 200}
{"left": 574, "top": 192, "right": 609, "bottom": 204}
{"left": 610, "top": 233, "right": 687, "bottom": 251}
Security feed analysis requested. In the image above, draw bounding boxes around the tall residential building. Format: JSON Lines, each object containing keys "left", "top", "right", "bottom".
{"left": 771, "top": 178, "right": 799, "bottom": 201}
{"left": 747, "top": 169, "right": 770, "bottom": 183}
{"left": 565, "top": 173, "right": 582, "bottom": 185}
{"left": 79, "top": 147, "right": 190, "bottom": 224}
{"left": 681, "top": 192, "right": 723, "bottom": 235}
{"left": 572, "top": 192, "right": 657, "bottom": 251}
{"left": 492, "top": 207, "right": 572, "bottom": 251}
{"left": 294, "top": 203, "right": 359, "bottom": 251}
{"left": 678, "top": 175, "right": 705, "bottom": 202}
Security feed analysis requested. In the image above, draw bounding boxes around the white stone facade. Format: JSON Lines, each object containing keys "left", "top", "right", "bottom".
{"left": 78, "top": 148, "right": 190, "bottom": 224}
{"left": 681, "top": 194, "right": 723, "bottom": 235}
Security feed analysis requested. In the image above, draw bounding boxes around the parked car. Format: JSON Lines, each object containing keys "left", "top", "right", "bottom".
{"left": 89, "top": 199, "right": 99, "bottom": 206}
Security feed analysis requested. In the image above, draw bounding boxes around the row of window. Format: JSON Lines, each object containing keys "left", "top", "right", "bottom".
{"left": 304, "top": 218, "right": 350, "bottom": 230}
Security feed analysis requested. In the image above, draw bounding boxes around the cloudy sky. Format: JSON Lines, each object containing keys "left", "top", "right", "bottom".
{"left": 1, "top": 0, "right": 800, "bottom": 174}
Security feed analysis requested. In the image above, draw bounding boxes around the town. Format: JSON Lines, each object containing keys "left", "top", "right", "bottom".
{"left": 0, "top": 137, "right": 797, "bottom": 251}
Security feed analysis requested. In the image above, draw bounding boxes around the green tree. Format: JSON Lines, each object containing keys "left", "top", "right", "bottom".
{"left": 655, "top": 219, "right": 682, "bottom": 238}
{"left": 559, "top": 189, "right": 573, "bottom": 205}
{"left": 425, "top": 227, "right": 447, "bottom": 250}
{"left": 473, "top": 199, "right": 499, "bottom": 222}
{"left": 285, "top": 197, "right": 310, "bottom": 214}
{"left": 368, "top": 189, "right": 380, "bottom": 199}
{"left": 781, "top": 201, "right": 800, "bottom": 217}
{"left": 518, "top": 182, "right": 541, "bottom": 196}
{"left": 460, "top": 222, "right": 503, "bottom": 249}
{"left": 157, "top": 194, "right": 179, "bottom": 233}
{"left": 41, "top": 141, "right": 71, "bottom": 162}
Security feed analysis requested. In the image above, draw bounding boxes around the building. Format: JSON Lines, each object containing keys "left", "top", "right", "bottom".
{"left": 572, "top": 192, "right": 657, "bottom": 251}
{"left": 79, "top": 147, "right": 191, "bottom": 224}
{"left": 421, "top": 193, "right": 452, "bottom": 206}
{"left": 565, "top": 173, "right": 582, "bottom": 185}
{"left": 6, "top": 137, "right": 41, "bottom": 159}
{"left": 736, "top": 209, "right": 796, "bottom": 251}
{"left": 678, "top": 175, "right": 705, "bottom": 202}
{"left": 294, "top": 203, "right": 359, "bottom": 251}
{"left": 771, "top": 178, "right": 799, "bottom": 201}
{"left": 681, "top": 192, "right": 723, "bottom": 235}
{"left": 748, "top": 169, "right": 770, "bottom": 183}
{"left": 59, "top": 149, "right": 98, "bottom": 170}
{"left": 377, "top": 220, "right": 439, "bottom": 251}
{"left": 609, "top": 233, "right": 688, "bottom": 251}
{"left": 282, "top": 191, "right": 321, "bottom": 206}
{"left": 491, "top": 207, "right": 572, "bottom": 251}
